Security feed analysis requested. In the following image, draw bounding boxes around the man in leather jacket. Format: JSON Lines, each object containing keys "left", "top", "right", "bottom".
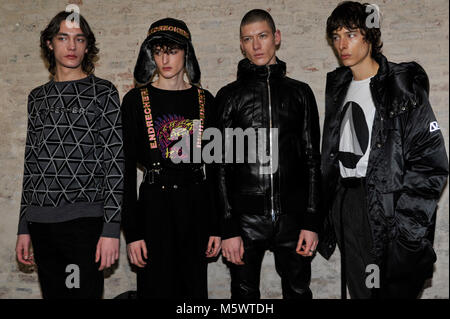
{"left": 215, "top": 9, "right": 321, "bottom": 299}
{"left": 318, "top": 1, "right": 448, "bottom": 299}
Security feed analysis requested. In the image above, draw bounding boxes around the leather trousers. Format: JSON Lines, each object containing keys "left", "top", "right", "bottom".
{"left": 228, "top": 214, "right": 313, "bottom": 299}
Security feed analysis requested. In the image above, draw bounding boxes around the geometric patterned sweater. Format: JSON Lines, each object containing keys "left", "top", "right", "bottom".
{"left": 18, "top": 74, "right": 124, "bottom": 238}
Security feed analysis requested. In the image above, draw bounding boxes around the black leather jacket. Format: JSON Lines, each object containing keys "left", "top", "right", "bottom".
{"left": 318, "top": 54, "right": 448, "bottom": 279}
{"left": 215, "top": 58, "right": 321, "bottom": 240}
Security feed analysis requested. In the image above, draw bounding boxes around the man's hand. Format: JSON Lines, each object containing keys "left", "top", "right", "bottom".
{"left": 127, "top": 240, "right": 148, "bottom": 268}
{"left": 16, "top": 234, "right": 34, "bottom": 266}
{"left": 222, "top": 236, "right": 245, "bottom": 265}
{"left": 206, "top": 236, "right": 222, "bottom": 258}
{"left": 95, "top": 237, "right": 119, "bottom": 270}
{"left": 296, "top": 230, "right": 319, "bottom": 257}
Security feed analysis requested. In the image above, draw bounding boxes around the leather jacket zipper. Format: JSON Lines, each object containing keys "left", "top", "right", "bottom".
{"left": 266, "top": 65, "right": 275, "bottom": 222}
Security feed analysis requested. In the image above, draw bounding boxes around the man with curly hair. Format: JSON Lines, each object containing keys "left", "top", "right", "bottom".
{"left": 15, "top": 11, "right": 124, "bottom": 299}
{"left": 318, "top": 1, "right": 448, "bottom": 299}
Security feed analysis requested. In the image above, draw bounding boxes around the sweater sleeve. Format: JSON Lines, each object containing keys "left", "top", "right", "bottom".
{"left": 121, "top": 90, "right": 145, "bottom": 244}
{"left": 98, "top": 84, "right": 124, "bottom": 238}
{"left": 18, "top": 93, "right": 36, "bottom": 235}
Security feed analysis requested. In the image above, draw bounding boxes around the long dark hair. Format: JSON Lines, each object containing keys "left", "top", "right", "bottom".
{"left": 40, "top": 11, "right": 99, "bottom": 75}
{"left": 326, "top": 1, "right": 383, "bottom": 58}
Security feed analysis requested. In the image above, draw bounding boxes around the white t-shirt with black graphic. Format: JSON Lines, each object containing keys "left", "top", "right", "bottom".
{"left": 338, "top": 77, "right": 376, "bottom": 178}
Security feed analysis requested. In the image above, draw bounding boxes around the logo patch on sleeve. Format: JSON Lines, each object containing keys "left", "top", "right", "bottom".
{"left": 430, "top": 121, "right": 440, "bottom": 132}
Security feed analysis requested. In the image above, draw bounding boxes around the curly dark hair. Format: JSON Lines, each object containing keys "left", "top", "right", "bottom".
{"left": 40, "top": 11, "right": 99, "bottom": 75}
{"left": 326, "top": 1, "right": 383, "bottom": 57}
{"left": 150, "top": 38, "right": 186, "bottom": 56}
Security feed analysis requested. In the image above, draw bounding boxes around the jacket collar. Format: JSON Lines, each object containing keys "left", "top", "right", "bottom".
{"left": 237, "top": 57, "right": 286, "bottom": 81}
{"left": 327, "top": 53, "right": 430, "bottom": 123}
{"left": 372, "top": 53, "right": 389, "bottom": 83}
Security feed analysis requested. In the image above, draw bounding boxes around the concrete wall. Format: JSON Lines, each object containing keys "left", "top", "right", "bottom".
{"left": 0, "top": 0, "right": 448, "bottom": 299}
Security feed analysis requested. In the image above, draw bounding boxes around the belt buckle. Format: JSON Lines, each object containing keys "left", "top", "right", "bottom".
{"left": 144, "top": 164, "right": 161, "bottom": 185}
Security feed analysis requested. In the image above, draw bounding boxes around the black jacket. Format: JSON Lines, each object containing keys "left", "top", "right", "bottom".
{"left": 215, "top": 58, "right": 321, "bottom": 241}
{"left": 318, "top": 54, "right": 448, "bottom": 279}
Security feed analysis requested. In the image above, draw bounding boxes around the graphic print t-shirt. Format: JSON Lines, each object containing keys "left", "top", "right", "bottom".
{"left": 148, "top": 85, "right": 201, "bottom": 167}
{"left": 122, "top": 84, "right": 214, "bottom": 171}
{"left": 338, "top": 77, "right": 376, "bottom": 178}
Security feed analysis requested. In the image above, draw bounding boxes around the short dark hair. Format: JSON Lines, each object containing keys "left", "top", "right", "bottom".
{"left": 40, "top": 11, "right": 99, "bottom": 75}
{"left": 240, "top": 9, "right": 276, "bottom": 35}
{"left": 326, "top": 1, "right": 383, "bottom": 57}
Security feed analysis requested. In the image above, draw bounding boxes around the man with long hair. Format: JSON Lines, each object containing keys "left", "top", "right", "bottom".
{"left": 15, "top": 11, "right": 124, "bottom": 299}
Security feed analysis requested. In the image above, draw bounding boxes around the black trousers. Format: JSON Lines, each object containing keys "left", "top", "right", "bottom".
{"left": 136, "top": 181, "right": 210, "bottom": 299}
{"left": 331, "top": 178, "right": 375, "bottom": 299}
{"left": 228, "top": 214, "right": 312, "bottom": 300}
{"left": 28, "top": 217, "right": 104, "bottom": 299}
{"left": 332, "top": 178, "right": 426, "bottom": 299}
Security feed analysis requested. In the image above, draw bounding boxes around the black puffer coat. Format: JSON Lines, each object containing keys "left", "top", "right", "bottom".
{"left": 318, "top": 54, "right": 448, "bottom": 280}
{"left": 215, "top": 58, "right": 321, "bottom": 241}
